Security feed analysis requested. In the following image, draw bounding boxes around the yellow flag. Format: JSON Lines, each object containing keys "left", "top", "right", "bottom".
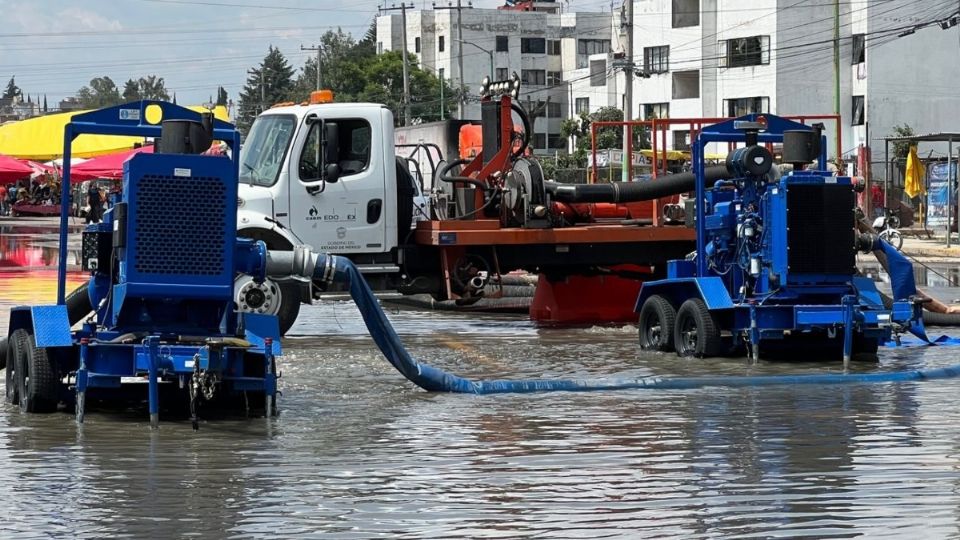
{"left": 904, "top": 144, "right": 926, "bottom": 198}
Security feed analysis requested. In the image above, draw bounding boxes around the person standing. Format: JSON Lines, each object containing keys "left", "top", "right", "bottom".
{"left": 87, "top": 183, "right": 103, "bottom": 224}
{"left": 0, "top": 184, "right": 7, "bottom": 216}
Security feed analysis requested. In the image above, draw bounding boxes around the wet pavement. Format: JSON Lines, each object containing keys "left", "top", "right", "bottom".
{"left": 1, "top": 223, "right": 960, "bottom": 537}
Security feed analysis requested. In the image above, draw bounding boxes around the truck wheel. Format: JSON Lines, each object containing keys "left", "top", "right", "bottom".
{"left": 638, "top": 295, "right": 677, "bottom": 352}
{"left": 235, "top": 275, "right": 301, "bottom": 336}
{"left": 17, "top": 337, "right": 59, "bottom": 413}
{"left": 674, "top": 298, "right": 721, "bottom": 358}
{"left": 5, "top": 329, "right": 29, "bottom": 404}
{"left": 852, "top": 334, "right": 880, "bottom": 362}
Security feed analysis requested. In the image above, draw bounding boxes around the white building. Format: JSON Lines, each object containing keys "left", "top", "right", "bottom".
{"left": 574, "top": 0, "right": 960, "bottom": 165}
{"left": 376, "top": 2, "right": 613, "bottom": 154}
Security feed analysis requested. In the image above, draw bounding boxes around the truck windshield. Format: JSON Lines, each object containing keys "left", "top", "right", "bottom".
{"left": 239, "top": 114, "right": 296, "bottom": 186}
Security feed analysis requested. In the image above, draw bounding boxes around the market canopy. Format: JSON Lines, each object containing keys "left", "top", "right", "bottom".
{"left": 0, "top": 154, "right": 34, "bottom": 182}
{"left": 0, "top": 105, "right": 229, "bottom": 161}
{"left": 70, "top": 145, "right": 155, "bottom": 181}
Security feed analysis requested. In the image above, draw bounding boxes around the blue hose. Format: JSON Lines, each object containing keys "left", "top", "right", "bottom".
{"left": 315, "top": 255, "right": 960, "bottom": 395}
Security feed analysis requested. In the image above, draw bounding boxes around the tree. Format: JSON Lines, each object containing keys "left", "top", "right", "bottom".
{"left": 77, "top": 76, "right": 122, "bottom": 108}
{"left": 137, "top": 75, "right": 169, "bottom": 101}
{"left": 3, "top": 76, "right": 20, "bottom": 100}
{"left": 559, "top": 107, "right": 649, "bottom": 167}
{"left": 891, "top": 123, "right": 916, "bottom": 162}
{"left": 237, "top": 46, "right": 296, "bottom": 133}
{"left": 122, "top": 78, "right": 140, "bottom": 102}
{"left": 216, "top": 86, "right": 228, "bottom": 106}
{"left": 43, "top": 94, "right": 48, "bottom": 113}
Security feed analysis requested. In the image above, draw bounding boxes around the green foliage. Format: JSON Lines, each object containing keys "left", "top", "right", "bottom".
{"left": 122, "top": 79, "right": 140, "bottom": 102}
{"left": 559, "top": 107, "right": 650, "bottom": 167}
{"left": 77, "top": 76, "right": 122, "bottom": 108}
{"left": 3, "top": 77, "right": 20, "bottom": 100}
{"left": 237, "top": 46, "right": 296, "bottom": 133}
{"left": 891, "top": 123, "right": 916, "bottom": 162}
{"left": 284, "top": 27, "right": 453, "bottom": 127}
{"left": 120, "top": 76, "right": 170, "bottom": 102}
{"left": 216, "top": 86, "right": 228, "bottom": 106}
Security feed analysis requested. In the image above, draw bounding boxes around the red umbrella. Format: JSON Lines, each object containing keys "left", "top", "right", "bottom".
{"left": 0, "top": 154, "right": 34, "bottom": 182}
{"left": 70, "top": 145, "right": 154, "bottom": 182}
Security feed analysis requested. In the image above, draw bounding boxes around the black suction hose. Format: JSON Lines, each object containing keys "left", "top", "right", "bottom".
{"left": 438, "top": 158, "right": 487, "bottom": 191}
{"left": 546, "top": 165, "right": 733, "bottom": 204}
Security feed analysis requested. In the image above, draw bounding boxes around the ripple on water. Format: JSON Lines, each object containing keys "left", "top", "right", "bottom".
{"left": 1, "top": 277, "right": 960, "bottom": 537}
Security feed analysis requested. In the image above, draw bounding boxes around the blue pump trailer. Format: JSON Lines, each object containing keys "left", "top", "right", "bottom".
{"left": 635, "top": 114, "right": 923, "bottom": 363}
{"left": 4, "top": 101, "right": 284, "bottom": 427}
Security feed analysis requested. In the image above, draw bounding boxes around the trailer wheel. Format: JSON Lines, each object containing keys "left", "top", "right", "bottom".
{"left": 674, "top": 298, "right": 722, "bottom": 358}
{"left": 638, "top": 295, "right": 677, "bottom": 352}
{"left": 5, "top": 329, "right": 29, "bottom": 405}
{"left": 852, "top": 334, "right": 880, "bottom": 362}
{"left": 17, "top": 338, "right": 59, "bottom": 413}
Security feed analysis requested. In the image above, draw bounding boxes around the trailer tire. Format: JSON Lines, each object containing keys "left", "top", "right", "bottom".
{"left": 674, "top": 298, "right": 722, "bottom": 358}
{"left": 276, "top": 281, "right": 301, "bottom": 336}
{"left": 17, "top": 338, "right": 59, "bottom": 413}
{"left": 638, "top": 295, "right": 677, "bottom": 352}
{"left": 5, "top": 329, "right": 29, "bottom": 405}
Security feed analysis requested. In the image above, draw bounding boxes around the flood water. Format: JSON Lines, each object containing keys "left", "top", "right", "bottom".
{"left": 2, "top": 223, "right": 960, "bottom": 537}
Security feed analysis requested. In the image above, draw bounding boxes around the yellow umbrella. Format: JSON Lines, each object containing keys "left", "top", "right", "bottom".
{"left": 0, "top": 105, "right": 229, "bottom": 161}
{"left": 904, "top": 144, "right": 926, "bottom": 198}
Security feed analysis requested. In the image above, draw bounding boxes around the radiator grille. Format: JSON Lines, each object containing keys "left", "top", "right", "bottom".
{"left": 134, "top": 174, "right": 226, "bottom": 275}
{"left": 786, "top": 183, "right": 856, "bottom": 276}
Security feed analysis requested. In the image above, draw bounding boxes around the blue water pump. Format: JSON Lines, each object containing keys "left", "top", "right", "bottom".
{"left": 635, "top": 114, "right": 923, "bottom": 362}
{"left": 5, "top": 101, "right": 281, "bottom": 427}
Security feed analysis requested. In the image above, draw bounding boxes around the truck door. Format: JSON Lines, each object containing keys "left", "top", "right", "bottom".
{"left": 288, "top": 116, "right": 387, "bottom": 253}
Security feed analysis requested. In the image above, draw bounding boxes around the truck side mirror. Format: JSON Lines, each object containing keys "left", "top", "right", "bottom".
{"left": 323, "top": 122, "right": 339, "bottom": 168}
{"left": 325, "top": 163, "right": 341, "bottom": 183}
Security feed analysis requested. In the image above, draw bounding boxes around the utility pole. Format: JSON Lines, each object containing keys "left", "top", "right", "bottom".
{"left": 833, "top": 0, "right": 840, "bottom": 116}
{"left": 300, "top": 44, "right": 322, "bottom": 90}
{"left": 435, "top": 0, "right": 471, "bottom": 118}
{"left": 622, "top": 0, "right": 634, "bottom": 182}
{"left": 439, "top": 67, "right": 445, "bottom": 120}
{"left": 381, "top": 3, "right": 414, "bottom": 125}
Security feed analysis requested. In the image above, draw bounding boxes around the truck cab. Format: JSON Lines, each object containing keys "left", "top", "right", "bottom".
{"left": 236, "top": 98, "right": 421, "bottom": 333}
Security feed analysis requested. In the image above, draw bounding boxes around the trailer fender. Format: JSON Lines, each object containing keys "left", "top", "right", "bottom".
{"left": 8, "top": 305, "right": 73, "bottom": 348}
{"left": 635, "top": 277, "right": 735, "bottom": 313}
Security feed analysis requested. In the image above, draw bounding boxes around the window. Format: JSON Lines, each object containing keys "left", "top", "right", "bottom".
{"left": 673, "top": 130, "right": 691, "bottom": 151}
{"left": 414, "top": 37, "right": 421, "bottom": 53}
{"left": 533, "top": 133, "right": 547, "bottom": 149}
{"left": 240, "top": 114, "right": 296, "bottom": 186}
{"left": 521, "top": 69, "right": 546, "bottom": 86}
{"left": 590, "top": 59, "right": 606, "bottom": 86}
{"left": 852, "top": 95, "right": 865, "bottom": 125}
{"left": 548, "top": 40, "right": 562, "bottom": 55}
{"left": 643, "top": 103, "right": 669, "bottom": 120}
{"left": 377, "top": 41, "right": 383, "bottom": 55}
{"left": 852, "top": 33, "right": 865, "bottom": 64}
{"left": 546, "top": 102, "right": 562, "bottom": 117}
{"left": 578, "top": 39, "right": 610, "bottom": 55}
{"left": 496, "top": 67, "right": 509, "bottom": 80}
{"left": 672, "top": 0, "right": 699, "bottom": 28}
{"left": 547, "top": 71, "right": 562, "bottom": 85}
{"left": 521, "top": 38, "right": 546, "bottom": 54}
{"left": 724, "top": 96, "right": 769, "bottom": 117}
{"left": 721, "top": 36, "right": 770, "bottom": 67}
{"left": 672, "top": 70, "right": 699, "bottom": 99}
{"left": 548, "top": 134, "right": 566, "bottom": 149}
{"left": 439, "top": 36, "right": 445, "bottom": 52}
{"left": 575, "top": 98, "right": 589, "bottom": 114}
{"left": 644, "top": 46, "right": 669, "bottom": 74}
{"left": 496, "top": 35, "right": 509, "bottom": 52}
{"left": 298, "top": 118, "right": 372, "bottom": 181}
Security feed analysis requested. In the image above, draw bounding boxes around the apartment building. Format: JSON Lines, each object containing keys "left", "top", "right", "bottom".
{"left": 375, "top": 2, "right": 613, "bottom": 153}
{"left": 574, "top": 0, "right": 960, "bottom": 163}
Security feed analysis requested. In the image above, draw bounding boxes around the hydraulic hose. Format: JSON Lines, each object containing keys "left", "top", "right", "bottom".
{"left": 305, "top": 253, "right": 960, "bottom": 395}
{"left": 438, "top": 158, "right": 488, "bottom": 191}
{"left": 547, "top": 165, "right": 732, "bottom": 204}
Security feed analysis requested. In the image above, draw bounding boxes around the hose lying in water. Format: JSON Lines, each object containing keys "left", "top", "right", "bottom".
{"left": 313, "top": 254, "right": 960, "bottom": 395}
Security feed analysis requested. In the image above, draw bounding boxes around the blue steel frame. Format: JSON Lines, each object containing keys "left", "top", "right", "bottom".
{"left": 57, "top": 101, "right": 241, "bottom": 304}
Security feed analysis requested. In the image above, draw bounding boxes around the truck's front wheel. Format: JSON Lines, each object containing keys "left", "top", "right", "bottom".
{"left": 235, "top": 275, "right": 301, "bottom": 336}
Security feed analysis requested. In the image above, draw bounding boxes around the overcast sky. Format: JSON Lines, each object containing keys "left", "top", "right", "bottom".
{"left": 0, "top": 0, "right": 610, "bottom": 109}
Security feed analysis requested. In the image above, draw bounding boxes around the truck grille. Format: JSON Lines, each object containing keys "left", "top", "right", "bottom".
{"left": 786, "top": 183, "right": 856, "bottom": 277}
{"left": 134, "top": 174, "right": 227, "bottom": 275}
